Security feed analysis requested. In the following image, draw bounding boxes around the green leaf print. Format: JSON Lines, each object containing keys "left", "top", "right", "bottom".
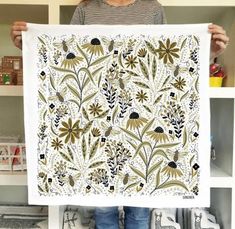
{"left": 129, "top": 166, "right": 145, "bottom": 180}
{"left": 139, "top": 59, "right": 149, "bottom": 80}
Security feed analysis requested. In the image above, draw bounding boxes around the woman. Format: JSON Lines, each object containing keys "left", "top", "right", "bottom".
{"left": 11, "top": 0, "right": 229, "bottom": 228}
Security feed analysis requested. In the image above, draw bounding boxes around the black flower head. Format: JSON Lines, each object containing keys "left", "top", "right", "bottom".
{"left": 162, "top": 161, "right": 183, "bottom": 178}
{"left": 126, "top": 112, "right": 147, "bottom": 130}
{"left": 82, "top": 38, "right": 104, "bottom": 56}
{"left": 61, "top": 52, "right": 83, "bottom": 69}
{"left": 147, "top": 126, "right": 168, "bottom": 143}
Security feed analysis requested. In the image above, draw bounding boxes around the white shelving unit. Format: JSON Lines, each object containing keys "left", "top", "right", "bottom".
{"left": 0, "top": 0, "right": 234, "bottom": 228}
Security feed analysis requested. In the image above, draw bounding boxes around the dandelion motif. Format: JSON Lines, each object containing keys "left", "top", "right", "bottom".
{"left": 172, "top": 76, "right": 186, "bottom": 91}
{"left": 61, "top": 52, "right": 83, "bottom": 69}
{"left": 126, "top": 112, "right": 147, "bottom": 130}
{"left": 82, "top": 38, "right": 104, "bottom": 56}
{"left": 136, "top": 90, "right": 148, "bottom": 103}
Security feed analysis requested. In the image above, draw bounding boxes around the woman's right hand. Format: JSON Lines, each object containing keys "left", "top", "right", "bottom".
{"left": 10, "top": 21, "right": 28, "bottom": 50}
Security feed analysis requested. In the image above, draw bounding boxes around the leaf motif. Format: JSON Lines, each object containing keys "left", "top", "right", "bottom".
{"left": 82, "top": 107, "right": 89, "bottom": 121}
{"left": 141, "top": 118, "right": 154, "bottom": 137}
{"left": 145, "top": 40, "right": 156, "bottom": 55}
{"left": 77, "top": 44, "right": 89, "bottom": 65}
{"left": 139, "top": 59, "right": 149, "bottom": 80}
{"left": 82, "top": 136, "right": 87, "bottom": 160}
{"left": 152, "top": 57, "right": 157, "bottom": 80}
{"left": 96, "top": 109, "right": 109, "bottom": 119}
{"left": 68, "top": 167, "right": 79, "bottom": 171}
{"left": 67, "top": 147, "right": 74, "bottom": 161}
{"left": 68, "top": 99, "right": 80, "bottom": 108}
{"left": 83, "top": 121, "right": 93, "bottom": 134}
{"left": 154, "top": 94, "right": 163, "bottom": 105}
{"left": 143, "top": 105, "right": 152, "bottom": 113}
{"left": 126, "top": 70, "right": 139, "bottom": 77}
{"left": 69, "top": 175, "right": 75, "bottom": 187}
{"left": 60, "top": 74, "right": 78, "bottom": 85}
{"left": 59, "top": 151, "right": 72, "bottom": 162}
{"left": 148, "top": 160, "right": 163, "bottom": 176}
{"left": 193, "top": 36, "right": 199, "bottom": 46}
{"left": 155, "top": 169, "right": 161, "bottom": 188}
{"left": 158, "top": 87, "right": 171, "bottom": 92}
{"left": 89, "top": 161, "right": 105, "bottom": 169}
{"left": 158, "top": 180, "right": 188, "bottom": 191}
{"left": 78, "top": 67, "right": 95, "bottom": 85}
{"left": 133, "top": 81, "right": 149, "bottom": 89}
{"left": 38, "top": 185, "right": 44, "bottom": 193}
{"left": 42, "top": 110, "right": 47, "bottom": 121}
{"left": 180, "top": 38, "right": 187, "bottom": 50}
{"left": 156, "top": 142, "right": 180, "bottom": 149}
{"left": 83, "top": 92, "right": 97, "bottom": 104}
{"left": 118, "top": 53, "right": 124, "bottom": 68}
{"left": 39, "top": 91, "right": 47, "bottom": 103}
{"left": 195, "top": 76, "right": 199, "bottom": 94}
{"left": 89, "top": 138, "right": 100, "bottom": 159}
{"left": 38, "top": 37, "right": 46, "bottom": 45}
{"left": 139, "top": 151, "right": 147, "bottom": 165}
{"left": 112, "top": 106, "right": 119, "bottom": 124}
{"left": 133, "top": 141, "right": 152, "bottom": 158}
{"left": 49, "top": 75, "right": 56, "bottom": 90}
{"left": 97, "top": 73, "right": 102, "bottom": 88}
{"left": 190, "top": 155, "right": 195, "bottom": 166}
{"left": 51, "top": 66, "right": 75, "bottom": 74}
{"left": 67, "top": 84, "right": 81, "bottom": 99}
{"left": 129, "top": 166, "right": 145, "bottom": 180}
{"left": 180, "top": 90, "right": 189, "bottom": 102}
{"left": 162, "top": 76, "right": 170, "bottom": 87}
{"left": 124, "top": 182, "right": 140, "bottom": 191}
{"left": 90, "top": 55, "right": 110, "bottom": 67}
{"left": 92, "top": 66, "right": 104, "bottom": 78}
{"left": 182, "top": 127, "right": 187, "bottom": 148}
{"left": 151, "top": 149, "right": 169, "bottom": 161}
{"left": 127, "top": 140, "right": 137, "bottom": 150}
{"left": 45, "top": 182, "right": 49, "bottom": 193}
{"left": 120, "top": 128, "right": 141, "bottom": 142}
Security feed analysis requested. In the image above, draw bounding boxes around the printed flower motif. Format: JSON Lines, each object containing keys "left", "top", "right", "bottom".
{"left": 125, "top": 55, "right": 138, "bottom": 69}
{"left": 146, "top": 126, "right": 169, "bottom": 143}
{"left": 61, "top": 52, "right": 83, "bottom": 69}
{"left": 138, "top": 48, "right": 147, "bottom": 58}
{"left": 56, "top": 105, "right": 68, "bottom": 117}
{"left": 162, "top": 161, "right": 183, "bottom": 178}
{"left": 155, "top": 38, "right": 179, "bottom": 64}
{"left": 91, "top": 128, "right": 101, "bottom": 137}
{"left": 136, "top": 90, "right": 148, "bottom": 103}
{"left": 88, "top": 103, "right": 103, "bottom": 116}
{"left": 51, "top": 137, "right": 63, "bottom": 150}
{"left": 59, "top": 118, "right": 83, "bottom": 143}
{"left": 126, "top": 112, "right": 147, "bottom": 130}
{"left": 171, "top": 76, "right": 186, "bottom": 91}
{"left": 82, "top": 38, "right": 104, "bottom": 56}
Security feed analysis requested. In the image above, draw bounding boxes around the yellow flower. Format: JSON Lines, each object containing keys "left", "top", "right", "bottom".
{"left": 61, "top": 52, "right": 83, "bottom": 69}
{"left": 171, "top": 76, "right": 186, "bottom": 91}
{"left": 91, "top": 128, "right": 101, "bottom": 137}
{"left": 155, "top": 38, "right": 179, "bottom": 64}
{"left": 88, "top": 103, "right": 103, "bottom": 116}
{"left": 51, "top": 137, "right": 63, "bottom": 150}
{"left": 82, "top": 38, "right": 104, "bottom": 56}
{"left": 59, "top": 118, "right": 83, "bottom": 144}
{"left": 138, "top": 48, "right": 147, "bottom": 58}
{"left": 162, "top": 161, "right": 183, "bottom": 178}
{"left": 147, "top": 126, "right": 168, "bottom": 143}
{"left": 125, "top": 55, "right": 138, "bottom": 69}
{"left": 136, "top": 90, "right": 148, "bottom": 103}
{"left": 126, "top": 112, "right": 147, "bottom": 130}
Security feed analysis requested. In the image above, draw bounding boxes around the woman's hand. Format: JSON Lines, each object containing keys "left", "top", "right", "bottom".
{"left": 10, "top": 21, "right": 28, "bottom": 50}
{"left": 208, "top": 24, "right": 229, "bottom": 59}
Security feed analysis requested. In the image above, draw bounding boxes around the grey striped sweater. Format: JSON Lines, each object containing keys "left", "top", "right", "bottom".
{"left": 70, "top": 0, "right": 166, "bottom": 25}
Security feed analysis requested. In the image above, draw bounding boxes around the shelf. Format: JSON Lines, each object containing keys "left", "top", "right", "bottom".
{"left": 0, "top": 171, "right": 27, "bottom": 186}
{"left": 209, "top": 87, "right": 235, "bottom": 98}
{"left": 0, "top": 85, "right": 23, "bottom": 96}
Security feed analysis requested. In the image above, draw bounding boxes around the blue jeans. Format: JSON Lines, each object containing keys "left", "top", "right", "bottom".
{"left": 95, "top": 206, "right": 150, "bottom": 229}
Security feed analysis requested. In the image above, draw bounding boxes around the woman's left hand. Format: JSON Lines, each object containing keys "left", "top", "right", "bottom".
{"left": 208, "top": 24, "right": 229, "bottom": 59}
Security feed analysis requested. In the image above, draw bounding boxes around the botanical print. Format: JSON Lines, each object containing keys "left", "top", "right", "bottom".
{"left": 36, "top": 30, "right": 202, "bottom": 200}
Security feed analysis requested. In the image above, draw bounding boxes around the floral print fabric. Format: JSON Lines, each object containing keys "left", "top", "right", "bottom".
{"left": 23, "top": 24, "right": 210, "bottom": 207}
